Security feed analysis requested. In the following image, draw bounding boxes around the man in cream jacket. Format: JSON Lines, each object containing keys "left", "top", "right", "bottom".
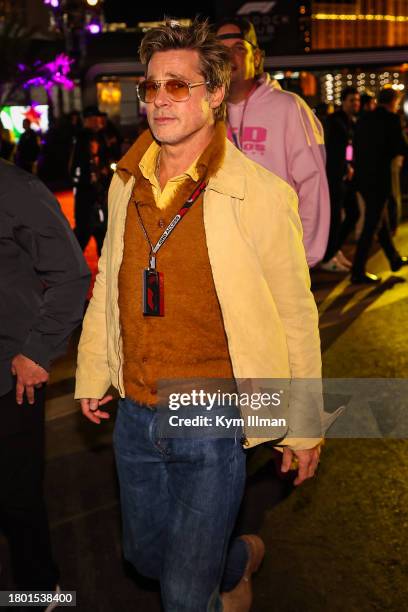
{"left": 75, "top": 19, "right": 321, "bottom": 612}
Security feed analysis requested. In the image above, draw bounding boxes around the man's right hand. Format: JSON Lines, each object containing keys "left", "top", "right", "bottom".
{"left": 11, "top": 354, "right": 49, "bottom": 405}
{"left": 281, "top": 445, "right": 321, "bottom": 486}
{"left": 80, "top": 396, "right": 114, "bottom": 424}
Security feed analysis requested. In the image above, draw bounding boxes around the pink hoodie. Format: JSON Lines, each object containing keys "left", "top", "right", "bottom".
{"left": 226, "top": 74, "right": 330, "bottom": 267}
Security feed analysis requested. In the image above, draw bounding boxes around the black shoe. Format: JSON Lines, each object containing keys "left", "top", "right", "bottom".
{"left": 351, "top": 272, "right": 382, "bottom": 284}
{"left": 390, "top": 256, "right": 408, "bottom": 272}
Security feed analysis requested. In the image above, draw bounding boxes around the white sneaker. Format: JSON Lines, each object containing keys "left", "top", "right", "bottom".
{"left": 44, "top": 585, "right": 61, "bottom": 612}
{"left": 320, "top": 256, "right": 349, "bottom": 273}
{"left": 336, "top": 250, "right": 352, "bottom": 268}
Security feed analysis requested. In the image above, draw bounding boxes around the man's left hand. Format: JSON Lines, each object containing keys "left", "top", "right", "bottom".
{"left": 11, "top": 354, "right": 49, "bottom": 405}
{"left": 281, "top": 445, "right": 321, "bottom": 486}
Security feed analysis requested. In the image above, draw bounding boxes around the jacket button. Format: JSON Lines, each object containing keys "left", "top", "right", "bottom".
{"left": 142, "top": 357, "right": 148, "bottom": 363}
{"left": 150, "top": 387, "right": 157, "bottom": 395}
{"left": 158, "top": 218, "right": 165, "bottom": 228}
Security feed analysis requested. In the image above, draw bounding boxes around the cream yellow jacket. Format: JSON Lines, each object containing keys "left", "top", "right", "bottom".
{"left": 75, "top": 138, "right": 322, "bottom": 450}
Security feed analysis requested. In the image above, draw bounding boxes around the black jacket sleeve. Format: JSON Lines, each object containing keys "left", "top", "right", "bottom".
{"left": 389, "top": 113, "right": 408, "bottom": 159}
{"left": 12, "top": 174, "right": 91, "bottom": 370}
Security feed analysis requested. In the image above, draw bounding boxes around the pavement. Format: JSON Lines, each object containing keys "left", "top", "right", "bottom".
{"left": 1, "top": 194, "right": 408, "bottom": 611}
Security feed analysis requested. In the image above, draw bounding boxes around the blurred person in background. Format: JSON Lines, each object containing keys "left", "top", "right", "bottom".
{"left": 352, "top": 88, "right": 408, "bottom": 284}
{"left": 68, "top": 110, "right": 82, "bottom": 138}
{"left": 321, "top": 87, "right": 361, "bottom": 272}
{"left": 98, "top": 111, "right": 123, "bottom": 165}
{"left": 351, "top": 92, "right": 377, "bottom": 242}
{"left": 386, "top": 95, "right": 406, "bottom": 233}
{"left": 351, "top": 87, "right": 408, "bottom": 283}
{"left": 70, "top": 106, "right": 110, "bottom": 254}
{"left": 360, "top": 92, "right": 377, "bottom": 117}
{"left": 0, "top": 120, "right": 15, "bottom": 161}
{"left": 15, "top": 118, "right": 41, "bottom": 174}
{"left": 39, "top": 111, "right": 83, "bottom": 189}
{"left": 63, "top": 111, "right": 83, "bottom": 184}
{"left": 315, "top": 102, "right": 330, "bottom": 124}
{"left": 66, "top": 111, "right": 83, "bottom": 169}
{"left": 216, "top": 17, "right": 330, "bottom": 269}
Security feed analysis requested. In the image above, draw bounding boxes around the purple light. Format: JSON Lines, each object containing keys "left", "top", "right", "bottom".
{"left": 50, "top": 0, "right": 59, "bottom": 6}
{"left": 87, "top": 23, "right": 101, "bottom": 34}
{"left": 21, "top": 54, "right": 74, "bottom": 91}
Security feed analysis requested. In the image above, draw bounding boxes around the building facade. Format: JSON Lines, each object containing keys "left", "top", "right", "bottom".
{"left": 312, "top": 0, "right": 408, "bottom": 49}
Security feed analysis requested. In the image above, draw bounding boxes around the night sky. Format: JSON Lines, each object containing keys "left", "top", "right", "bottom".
{"left": 103, "top": 0, "right": 239, "bottom": 24}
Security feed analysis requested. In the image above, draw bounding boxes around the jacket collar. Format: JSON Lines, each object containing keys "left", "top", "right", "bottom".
{"left": 116, "top": 123, "right": 246, "bottom": 200}
{"left": 116, "top": 129, "right": 154, "bottom": 184}
{"left": 207, "top": 139, "right": 246, "bottom": 200}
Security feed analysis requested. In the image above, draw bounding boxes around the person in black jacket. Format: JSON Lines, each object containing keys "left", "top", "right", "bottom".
{"left": 70, "top": 106, "right": 110, "bottom": 254}
{"left": 359, "top": 92, "right": 376, "bottom": 117}
{"left": 352, "top": 88, "right": 408, "bottom": 283}
{"left": 15, "top": 118, "right": 41, "bottom": 174}
{"left": 321, "top": 86, "right": 361, "bottom": 273}
{"left": 0, "top": 159, "right": 90, "bottom": 601}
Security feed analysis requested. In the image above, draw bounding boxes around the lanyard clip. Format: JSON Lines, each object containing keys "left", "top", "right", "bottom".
{"left": 149, "top": 254, "right": 156, "bottom": 270}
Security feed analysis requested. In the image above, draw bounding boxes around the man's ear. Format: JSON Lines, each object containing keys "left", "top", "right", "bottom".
{"left": 253, "top": 48, "right": 262, "bottom": 72}
{"left": 209, "top": 85, "right": 225, "bottom": 111}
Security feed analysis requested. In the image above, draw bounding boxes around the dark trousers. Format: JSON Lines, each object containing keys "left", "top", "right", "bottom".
{"left": 324, "top": 178, "right": 360, "bottom": 261}
{"left": 74, "top": 186, "right": 105, "bottom": 256}
{"left": 387, "top": 194, "right": 399, "bottom": 234}
{"left": 338, "top": 185, "right": 361, "bottom": 248}
{"left": 0, "top": 386, "right": 59, "bottom": 590}
{"left": 352, "top": 189, "right": 398, "bottom": 276}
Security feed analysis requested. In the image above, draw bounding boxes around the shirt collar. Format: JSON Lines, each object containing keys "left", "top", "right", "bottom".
{"left": 115, "top": 123, "right": 245, "bottom": 199}
{"left": 138, "top": 140, "right": 201, "bottom": 185}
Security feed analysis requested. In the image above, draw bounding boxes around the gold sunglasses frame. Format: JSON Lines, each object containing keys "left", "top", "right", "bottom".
{"left": 136, "top": 79, "right": 210, "bottom": 103}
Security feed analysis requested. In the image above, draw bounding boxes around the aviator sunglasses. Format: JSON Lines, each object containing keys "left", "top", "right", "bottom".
{"left": 136, "top": 78, "right": 210, "bottom": 103}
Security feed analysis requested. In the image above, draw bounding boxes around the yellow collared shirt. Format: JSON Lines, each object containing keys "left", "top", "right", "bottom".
{"left": 138, "top": 141, "right": 200, "bottom": 210}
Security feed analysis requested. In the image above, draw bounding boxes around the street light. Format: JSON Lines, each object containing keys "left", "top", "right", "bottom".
{"left": 87, "top": 19, "right": 102, "bottom": 34}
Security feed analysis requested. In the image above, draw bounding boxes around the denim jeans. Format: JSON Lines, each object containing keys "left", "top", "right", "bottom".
{"left": 113, "top": 398, "right": 248, "bottom": 612}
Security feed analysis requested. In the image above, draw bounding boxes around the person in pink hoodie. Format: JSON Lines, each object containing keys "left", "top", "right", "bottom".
{"left": 216, "top": 17, "right": 330, "bottom": 268}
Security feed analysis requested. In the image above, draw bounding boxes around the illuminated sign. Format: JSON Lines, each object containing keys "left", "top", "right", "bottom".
{"left": 238, "top": 2, "right": 277, "bottom": 14}
{"left": 0, "top": 106, "right": 49, "bottom": 141}
{"left": 137, "top": 19, "right": 191, "bottom": 32}
{"left": 235, "top": 0, "right": 311, "bottom": 54}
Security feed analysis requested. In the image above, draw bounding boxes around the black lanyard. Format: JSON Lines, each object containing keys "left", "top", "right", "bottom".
{"left": 135, "top": 179, "right": 207, "bottom": 270}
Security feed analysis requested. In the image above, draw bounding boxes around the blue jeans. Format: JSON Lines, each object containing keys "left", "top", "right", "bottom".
{"left": 113, "top": 399, "right": 248, "bottom": 612}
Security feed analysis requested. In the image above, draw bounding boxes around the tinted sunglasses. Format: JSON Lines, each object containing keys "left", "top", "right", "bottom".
{"left": 136, "top": 78, "right": 209, "bottom": 103}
